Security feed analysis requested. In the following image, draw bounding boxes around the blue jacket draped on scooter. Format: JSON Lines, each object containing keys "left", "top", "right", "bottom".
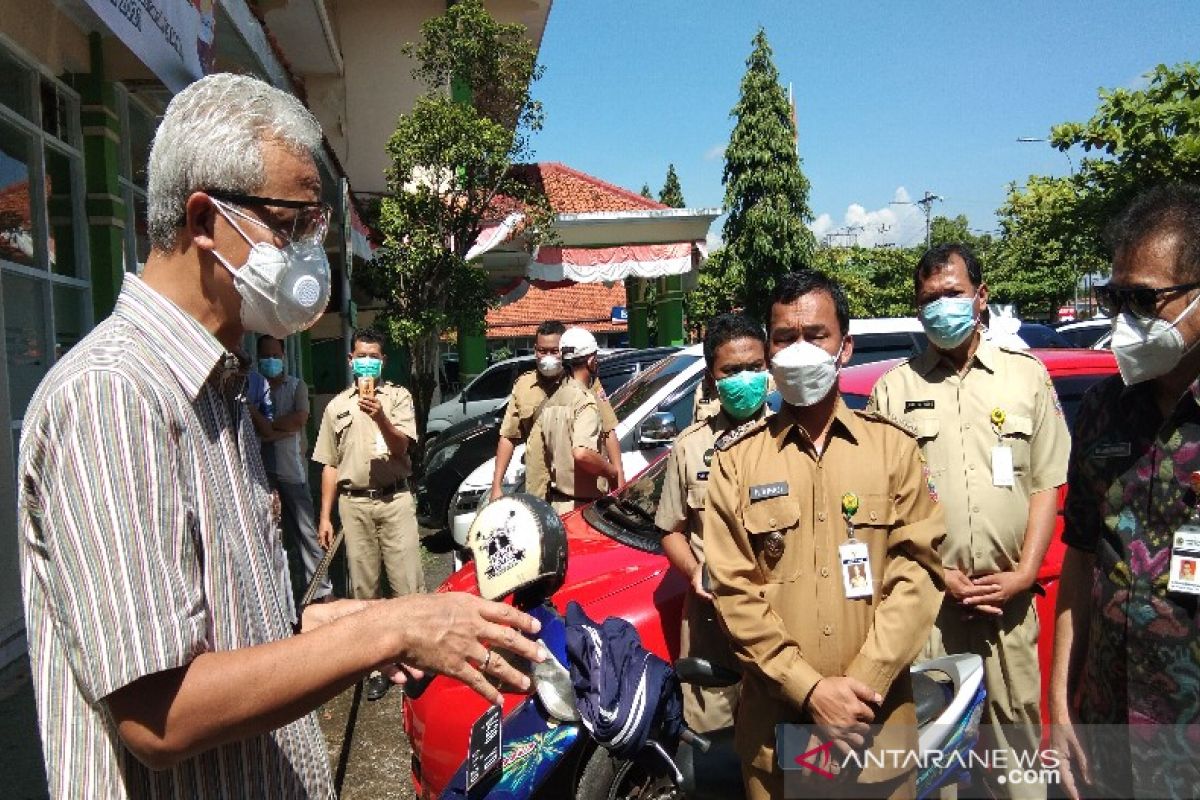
{"left": 565, "top": 601, "right": 683, "bottom": 760}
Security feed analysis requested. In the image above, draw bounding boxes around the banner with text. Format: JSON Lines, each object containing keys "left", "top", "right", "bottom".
{"left": 81, "top": 0, "right": 216, "bottom": 92}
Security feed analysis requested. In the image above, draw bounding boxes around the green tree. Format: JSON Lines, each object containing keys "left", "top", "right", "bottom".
{"left": 928, "top": 214, "right": 994, "bottom": 254}
{"left": 719, "top": 27, "right": 817, "bottom": 323}
{"left": 640, "top": 183, "right": 654, "bottom": 200}
{"left": 357, "top": 0, "right": 549, "bottom": 432}
{"left": 811, "top": 245, "right": 919, "bottom": 318}
{"left": 994, "top": 61, "right": 1200, "bottom": 315}
{"left": 659, "top": 163, "right": 685, "bottom": 208}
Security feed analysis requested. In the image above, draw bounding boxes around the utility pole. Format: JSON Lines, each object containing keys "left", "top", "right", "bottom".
{"left": 891, "top": 190, "right": 943, "bottom": 248}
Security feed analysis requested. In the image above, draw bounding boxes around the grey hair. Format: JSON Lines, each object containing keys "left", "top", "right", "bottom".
{"left": 146, "top": 73, "right": 323, "bottom": 252}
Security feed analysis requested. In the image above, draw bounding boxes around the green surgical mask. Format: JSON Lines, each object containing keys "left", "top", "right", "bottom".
{"left": 351, "top": 356, "right": 382, "bottom": 378}
{"left": 715, "top": 370, "right": 769, "bottom": 420}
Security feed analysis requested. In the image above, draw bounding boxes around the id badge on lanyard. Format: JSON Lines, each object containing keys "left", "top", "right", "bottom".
{"left": 839, "top": 493, "right": 873, "bottom": 599}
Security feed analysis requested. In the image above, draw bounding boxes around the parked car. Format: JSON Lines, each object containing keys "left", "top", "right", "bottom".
{"left": 1057, "top": 317, "right": 1112, "bottom": 349}
{"left": 1017, "top": 322, "right": 1074, "bottom": 348}
{"left": 425, "top": 349, "right": 627, "bottom": 440}
{"left": 447, "top": 344, "right": 708, "bottom": 546}
{"left": 402, "top": 348, "right": 1119, "bottom": 799}
{"left": 415, "top": 347, "right": 681, "bottom": 531}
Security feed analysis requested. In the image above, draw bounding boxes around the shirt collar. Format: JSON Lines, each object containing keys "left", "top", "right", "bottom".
{"left": 771, "top": 396, "right": 860, "bottom": 452}
{"left": 911, "top": 333, "right": 995, "bottom": 377}
{"left": 113, "top": 273, "right": 238, "bottom": 400}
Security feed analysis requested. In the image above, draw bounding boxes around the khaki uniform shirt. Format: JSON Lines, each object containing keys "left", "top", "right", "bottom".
{"left": 867, "top": 339, "right": 1070, "bottom": 575}
{"left": 656, "top": 409, "right": 756, "bottom": 562}
{"left": 312, "top": 382, "right": 418, "bottom": 489}
{"left": 536, "top": 377, "right": 604, "bottom": 499}
{"left": 499, "top": 370, "right": 617, "bottom": 497}
{"left": 703, "top": 400, "right": 946, "bottom": 782}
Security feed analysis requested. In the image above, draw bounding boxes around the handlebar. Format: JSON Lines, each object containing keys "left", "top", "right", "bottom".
{"left": 680, "top": 726, "right": 711, "bottom": 754}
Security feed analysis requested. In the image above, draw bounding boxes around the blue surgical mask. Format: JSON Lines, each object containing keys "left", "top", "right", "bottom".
{"left": 716, "top": 370, "right": 769, "bottom": 420}
{"left": 351, "top": 356, "right": 382, "bottom": 378}
{"left": 258, "top": 357, "right": 284, "bottom": 379}
{"left": 918, "top": 294, "right": 978, "bottom": 350}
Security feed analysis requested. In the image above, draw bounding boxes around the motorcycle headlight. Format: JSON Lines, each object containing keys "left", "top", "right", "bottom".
{"left": 425, "top": 442, "right": 460, "bottom": 474}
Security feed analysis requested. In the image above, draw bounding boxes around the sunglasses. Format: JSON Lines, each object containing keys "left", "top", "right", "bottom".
{"left": 207, "top": 190, "right": 332, "bottom": 246}
{"left": 1094, "top": 279, "right": 1200, "bottom": 318}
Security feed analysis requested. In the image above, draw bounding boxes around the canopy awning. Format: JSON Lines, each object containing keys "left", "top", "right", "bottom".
{"left": 526, "top": 241, "right": 703, "bottom": 283}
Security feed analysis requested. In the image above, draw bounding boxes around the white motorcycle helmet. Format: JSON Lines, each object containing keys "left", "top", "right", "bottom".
{"left": 467, "top": 494, "right": 568, "bottom": 602}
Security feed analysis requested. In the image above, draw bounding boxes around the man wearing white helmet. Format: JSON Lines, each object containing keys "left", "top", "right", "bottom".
{"left": 533, "top": 327, "right": 621, "bottom": 514}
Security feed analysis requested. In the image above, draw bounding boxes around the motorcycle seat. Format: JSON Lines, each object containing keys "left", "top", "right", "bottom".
{"left": 911, "top": 671, "right": 953, "bottom": 728}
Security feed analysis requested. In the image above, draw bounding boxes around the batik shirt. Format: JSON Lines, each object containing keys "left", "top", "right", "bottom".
{"left": 1062, "top": 375, "right": 1200, "bottom": 797}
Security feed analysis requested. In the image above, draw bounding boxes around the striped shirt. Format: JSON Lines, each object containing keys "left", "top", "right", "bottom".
{"left": 18, "top": 275, "right": 333, "bottom": 799}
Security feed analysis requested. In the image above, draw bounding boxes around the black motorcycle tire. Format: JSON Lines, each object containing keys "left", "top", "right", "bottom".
{"left": 575, "top": 747, "right": 680, "bottom": 800}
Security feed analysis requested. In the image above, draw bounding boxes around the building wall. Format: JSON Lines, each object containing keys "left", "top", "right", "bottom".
{"left": 0, "top": 0, "right": 91, "bottom": 76}
{"left": 327, "top": 0, "right": 439, "bottom": 196}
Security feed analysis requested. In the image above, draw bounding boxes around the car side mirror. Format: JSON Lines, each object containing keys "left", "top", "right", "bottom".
{"left": 637, "top": 411, "right": 678, "bottom": 448}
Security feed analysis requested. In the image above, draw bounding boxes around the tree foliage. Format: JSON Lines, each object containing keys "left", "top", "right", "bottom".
{"left": 356, "top": 0, "right": 548, "bottom": 432}
{"left": 994, "top": 61, "right": 1200, "bottom": 316}
{"left": 811, "top": 246, "right": 918, "bottom": 318}
{"left": 659, "top": 164, "right": 685, "bottom": 208}
{"left": 718, "top": 27, "right": 817, "bottom": 323}
{"left": 639, "top": 183, "right": 654, "bottom": 200}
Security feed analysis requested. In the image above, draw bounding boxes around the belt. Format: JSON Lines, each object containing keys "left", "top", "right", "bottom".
{"left": 342, "top": 479, "right": 408, "bottom": 500}
{"left": 548, "top": 487, "right": 594, "bottom": 503}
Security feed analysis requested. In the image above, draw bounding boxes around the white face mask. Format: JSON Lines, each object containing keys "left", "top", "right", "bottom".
{"left": 1111, "top": 291, "right": 1200, "bottom": 385}
{"left": 536, "top": 354, "right": 563, "bottom": 378}
{"left": 212, "top": 202, "right": 331, "bottom": 339}
{"left": 770, "top": 339, "right": 844, "bottom": 407}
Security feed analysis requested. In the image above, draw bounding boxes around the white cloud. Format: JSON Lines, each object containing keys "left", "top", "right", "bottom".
{"left": 810, "top": 187, "right": 927, "bottom": 248}
{"left": 704, "top": 143, "right": 726, "bottom": 161}
{"left": 705, "top": 230, "right": 723, "bottom": 253}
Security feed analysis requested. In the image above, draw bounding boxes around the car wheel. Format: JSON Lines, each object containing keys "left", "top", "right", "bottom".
{"left": 575, "top": 747, "right": 681, "bottom": 800}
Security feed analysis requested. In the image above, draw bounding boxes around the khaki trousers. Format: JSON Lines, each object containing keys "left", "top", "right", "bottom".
{"left": 923, "top": 594, "right": 1043, "bottom": 800}
{"left": 338, "top": 490, "right": 423, "bottom": 599}
{"left": 680, "top": 592, "right": 739, "bottom": 733}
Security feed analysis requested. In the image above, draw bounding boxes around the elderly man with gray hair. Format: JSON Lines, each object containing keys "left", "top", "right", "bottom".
{"left": 18, "top": 73, "right": 544, "bottom": 799}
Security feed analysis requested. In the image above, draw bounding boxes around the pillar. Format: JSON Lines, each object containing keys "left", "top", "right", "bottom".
{"left": 457, "top": 317, "right": 488, "bottom": 384}
{"left": 655, "top": 275, "right": 685, "bottom": 347}
{"left": 626, "top": 278, "right": 650, "bottom": 348}
{"left": 76, "top": 33, "right": 126, "bottom": 321}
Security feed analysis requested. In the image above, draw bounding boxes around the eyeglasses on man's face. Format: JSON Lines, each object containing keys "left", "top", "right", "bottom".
{"left": 207, "top": 190, "right": 332, "bottom": 246}
{"left": 1094, "top": 280, "right": 1200, "bottom": 318}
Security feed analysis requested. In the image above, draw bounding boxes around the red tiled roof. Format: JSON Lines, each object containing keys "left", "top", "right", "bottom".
{"left": 486, "top": 280, "right": 627, "bottom": 339}
{"left": 506, "top": 162, "right": 668, "bottom": 215}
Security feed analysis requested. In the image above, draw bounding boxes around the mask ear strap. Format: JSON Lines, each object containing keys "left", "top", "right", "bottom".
{"left": 212, "top": 199, "right": 259, "bottom": 249}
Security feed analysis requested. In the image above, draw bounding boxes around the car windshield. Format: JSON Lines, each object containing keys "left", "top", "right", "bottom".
{"left": 583, "top": 456, "right": 670, "bottom": 552}
{"left": 609, "top": 353, "right": 701, "bottom": 424}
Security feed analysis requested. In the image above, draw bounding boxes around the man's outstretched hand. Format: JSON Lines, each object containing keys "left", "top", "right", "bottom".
{"left": 374, "top": 593, "right": 547, "bottom": 706}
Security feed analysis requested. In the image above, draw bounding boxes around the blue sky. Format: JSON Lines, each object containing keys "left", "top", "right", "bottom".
{"left": 530, "top": 1, "right": 1200, "bottom": 248}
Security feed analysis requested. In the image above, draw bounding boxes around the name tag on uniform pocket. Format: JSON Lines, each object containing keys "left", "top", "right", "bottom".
{"left": 992, "top": 445, "right": 1014, "bottom": 487}
{"left": 1168, "top": 526, "right": 1200, "bottom": 596}
{"left": 840, "top": 541, "right": 873, "bottom": 599}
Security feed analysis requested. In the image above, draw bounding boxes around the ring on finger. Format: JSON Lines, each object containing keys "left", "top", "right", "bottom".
{"left": 481, "top": 649, "right": 493, "bottom": 672}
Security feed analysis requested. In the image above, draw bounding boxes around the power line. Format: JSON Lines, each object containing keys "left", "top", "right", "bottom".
{"left": 891, "top": 190, "right": 943, "bottom": 248}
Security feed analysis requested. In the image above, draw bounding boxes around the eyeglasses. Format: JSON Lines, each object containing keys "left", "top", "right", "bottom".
{"left": 206, "top": 190, "right": 332, "bottom": 246}
{"left": 1094, "top": 280, "right": 1200, "bottom": 318}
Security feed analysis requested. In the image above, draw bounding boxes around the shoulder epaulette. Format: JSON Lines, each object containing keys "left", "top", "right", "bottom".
{"left": 854, "top": 409, "right": 918, "bottom": 438}
{"left": 995, "top": 344, "right": 1041, "bottom": 362}
{"left": 715, "top": 417, "right": 769, "bottom": 451}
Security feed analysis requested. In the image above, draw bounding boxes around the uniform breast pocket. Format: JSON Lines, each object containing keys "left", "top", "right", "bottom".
{"left": 742, "top": 498, "right": 802, "bottom": 584}
{"left": 332, "top": 414, "right": 354, "bottom": 449}
{"left": 1001, "top": 414, "right": 1034, "bottom": 475}
{"left": 686, "top": 483, "right": 707, "bottom": 512}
